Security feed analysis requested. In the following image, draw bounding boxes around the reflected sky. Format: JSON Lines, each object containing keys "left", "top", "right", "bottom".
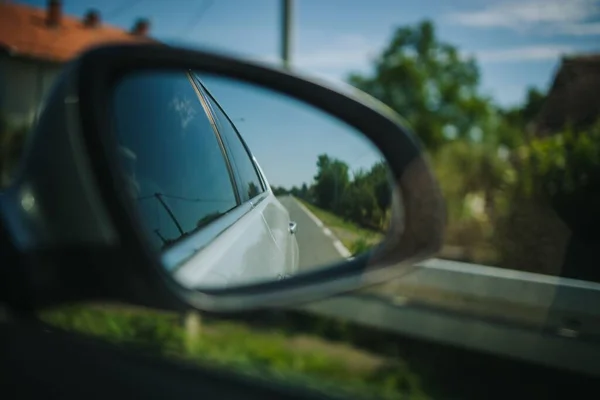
{"left": 113, "top": 72, "right": 238, "bottom": 250}
{"left": 22, "top": 0, "right": 600, "bottom": 108}
{"left": 198, "top": 73, "right": 384, "bottom": 188}
{"left": 113, "top": 70, "right": 384, "bottom": 251}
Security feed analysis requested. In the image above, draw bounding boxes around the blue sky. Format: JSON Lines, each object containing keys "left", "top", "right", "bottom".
{"left": 23, "top": 0, "right": 600, "bottom": 105}
{"left": 197, "top": 73, "right": 383, "bottom": 187}
{"left": 21, "top": 0, "right": 600, "bottom": 186}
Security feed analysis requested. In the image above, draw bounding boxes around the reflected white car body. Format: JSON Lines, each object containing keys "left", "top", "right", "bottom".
{"left": 172, "top": 185, "right": 299, "bottom": 289}
{"left": 168, "top": 81, "right": 299, "bottom": 289}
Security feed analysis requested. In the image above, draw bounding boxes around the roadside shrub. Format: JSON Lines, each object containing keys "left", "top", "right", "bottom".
{"left": 491, "top": 122, "right": 600, "bottom": 277}
{"left": 350, "top": 238, "right": 371, "bottom": 256}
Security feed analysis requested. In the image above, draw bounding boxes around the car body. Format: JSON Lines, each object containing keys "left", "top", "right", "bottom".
{"left": 115, "top": 71, "right": 299, "bottom": 289}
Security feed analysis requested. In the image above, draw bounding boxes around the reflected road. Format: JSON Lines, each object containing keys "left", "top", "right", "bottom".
{"left": 277, "top": 196, "right": 345, "bottom": 271}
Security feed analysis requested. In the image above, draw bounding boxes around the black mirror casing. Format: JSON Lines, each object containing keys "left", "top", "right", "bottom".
{"left": 0, "top": 44, "right": 444, "bottom": 313}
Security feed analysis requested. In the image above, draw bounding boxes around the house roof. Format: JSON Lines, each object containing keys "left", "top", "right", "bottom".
{"left": 0, "top": 2, "right": 154, "bottom": 63}
{"left": 533, "top": 54, "right": 600, "bottom": 136}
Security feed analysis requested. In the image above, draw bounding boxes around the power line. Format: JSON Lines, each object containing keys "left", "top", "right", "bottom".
{"left": 181, "top": 0, "right": 214, "bottom": 37}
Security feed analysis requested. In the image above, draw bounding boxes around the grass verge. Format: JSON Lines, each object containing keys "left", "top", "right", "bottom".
{"left": 39, "top": 305, "right": 429, "bottom": 400}
{"left": 298, "top": 199, "right": 383, "bottom": 255}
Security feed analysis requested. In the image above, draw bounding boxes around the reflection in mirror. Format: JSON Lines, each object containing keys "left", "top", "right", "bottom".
{"left": 112, "top": 71, "right": 396, "bottom": 290}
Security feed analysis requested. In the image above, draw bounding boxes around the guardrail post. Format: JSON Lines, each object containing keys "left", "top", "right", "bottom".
{"left": 184, "top": 310, "right": 202, "bottom": 352}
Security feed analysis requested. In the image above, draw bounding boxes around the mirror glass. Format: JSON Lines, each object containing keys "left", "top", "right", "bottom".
{"left": 112, "top": 70, "right": 397, "bottom": 290}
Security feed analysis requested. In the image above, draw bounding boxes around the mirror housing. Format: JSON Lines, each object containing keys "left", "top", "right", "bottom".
{"left": 0, "top": 44, "right": 444, "bottom": 312}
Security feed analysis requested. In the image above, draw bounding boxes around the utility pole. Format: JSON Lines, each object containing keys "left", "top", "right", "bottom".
{"left": 281, "top": 0, "right": 293, "bottom": 69}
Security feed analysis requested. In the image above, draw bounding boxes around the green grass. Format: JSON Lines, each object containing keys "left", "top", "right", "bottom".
{"left": 298, "top": 199, "right": 383, "bottom": 255}
{"left": 39, "top": 305, "right": 429, "bottom": 400}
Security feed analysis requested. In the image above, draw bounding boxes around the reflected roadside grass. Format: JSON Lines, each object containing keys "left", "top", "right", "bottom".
{"left": 298, "top": 199, "right": 384, "bottom": 255}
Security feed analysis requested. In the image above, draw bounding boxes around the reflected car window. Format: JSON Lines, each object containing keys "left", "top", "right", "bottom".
{"left": 113, "top": 72, "right": 238, "bottom": 250}
{"left": 200, "top": 84, "right": 265, "bottom": 202}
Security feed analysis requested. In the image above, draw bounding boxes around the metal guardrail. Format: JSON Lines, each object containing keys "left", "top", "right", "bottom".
{"left": 301, "top": 258, "right": 600, "bottom": 377}
{"left": 282, "top": 196, "right": 600, "bottom": 375}
{"left": 386, "top": 257, "right": 600, "bottom": 319}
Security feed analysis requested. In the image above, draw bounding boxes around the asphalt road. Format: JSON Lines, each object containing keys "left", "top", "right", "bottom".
{"left": 277, "top": 196, "right": 346, "bottom": 271}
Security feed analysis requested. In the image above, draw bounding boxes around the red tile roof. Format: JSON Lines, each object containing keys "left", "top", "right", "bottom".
{"left": 0, "top": 2, "right": 154, "bottom": 63}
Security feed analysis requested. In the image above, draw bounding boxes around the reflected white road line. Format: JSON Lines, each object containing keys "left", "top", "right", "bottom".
{"left": 292, "top": 197, "right": 352, "bottom": 258}
{"left": 333, "top": 240, "right": 352, "bottom": 258}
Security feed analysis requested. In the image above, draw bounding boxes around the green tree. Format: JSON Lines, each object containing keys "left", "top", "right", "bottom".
{"left": 340, "top": 170, "right": 379, "bottom": 228}
{"left": 491, "top": 121, "right": 600, "bottom": 276}
{"left": 501, "top": 87, "right": 546, "bottom": 130}
{"left": 348, "top": 20, "right": 491, "bottom": 150}
{"left": 367, "top": 162, "right": 391, "bottom": 213}
{"left": 433, "top": 140, "right": 512, "bottom": 223}
{"left": 300, "top": 183, "right": 309, "bottom": 199}
{"left": 271, "top": 185, "right": 289, "bottom": 196}
{"left": 248, "top": 182, "right": 260, "bottom": 199}
{"left": 313, "top": 154, "right": 349, "bottom": 212}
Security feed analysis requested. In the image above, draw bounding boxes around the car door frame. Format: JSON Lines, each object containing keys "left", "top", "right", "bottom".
{"left": 183, "top": 71, "right": 242, "bottom": 207}
{"left": 160, "top": 71, "right": 259, "bottom": 270}
{"left": 189, "top": 75, "right": 297, "bottom": 277}
{"left": 190, "top": 74, "right": 268, "bottom": 209}
{"left": 162, "top": 71, "right": 288, "bottom": 283}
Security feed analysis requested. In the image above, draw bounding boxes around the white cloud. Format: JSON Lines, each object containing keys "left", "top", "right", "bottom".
{"left": 251, "top": 34, "right": 373, "bottom": 71}
{"left": 560, "top": 21, "right": 600, "bottom": 35}
{"left": 448, "top": 0, "right": 600, "bottom": 36}
{"left": 258, "top": 42, "right": 573, "bottom": 79}
{"left": 295, "top": 50, "right": 371, "bottom": 69}
{"left": 474, "top": 45, "right": 575, "bottom": 63}
{"left": 294, "top": 34, "right": 374, "bottom": 70}
{"left": 253, "top": 34, "right": 374, "bottom": 85}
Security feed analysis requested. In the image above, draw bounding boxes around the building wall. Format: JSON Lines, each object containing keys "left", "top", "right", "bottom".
{"left": 0, "top": 54, "right": 63, "bottom": 129}
{"left": 0, "top": 54, "right": 63, "bottom": 186}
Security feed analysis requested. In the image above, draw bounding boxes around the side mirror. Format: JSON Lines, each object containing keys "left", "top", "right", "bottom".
{"left": 0, "top": 44, "right": 445, "bottom": 312}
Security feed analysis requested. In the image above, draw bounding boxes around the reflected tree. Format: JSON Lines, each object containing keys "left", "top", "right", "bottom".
{"left": 313, "top": 154, "right": 349, "bottom": 212}
{"left": 248, "top": 182, "right": 260, "bottom": 199}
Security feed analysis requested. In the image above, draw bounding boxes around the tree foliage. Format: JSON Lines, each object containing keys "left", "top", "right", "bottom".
{"left": 515, "top": 122, "right": 600, "bottom": 234}
{"left": 501, "top": 87, "right": 547, "bottom": 129}
{"left": 283, "top": 20, "right": 597, "bottom": 275}
{"left": 275, "top": 154, "right": 391, "bottom": 231}
{"left": 313, "top": 154, "right": 350, "bottom": 212}
{"left": 313, "top": 156, "right": 390, "bottom": 231}
{"left": 271, "top": 185, "right": 289, "bottom": 196}
{"left": 348, "top": 20, "right": 491, "bottom": 150}
{"left": 344, "top": 19, "right": 582, "bottom": 271}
